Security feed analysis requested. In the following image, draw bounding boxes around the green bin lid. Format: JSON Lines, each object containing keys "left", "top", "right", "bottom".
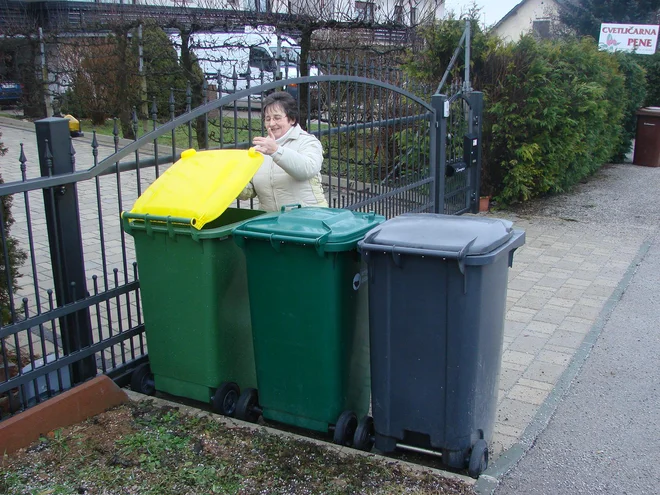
{"left": 361, "top": 213, "right": 514, "bottom": 257}
{"left": 233, "top": 206, "right": 385, "bottom": 253}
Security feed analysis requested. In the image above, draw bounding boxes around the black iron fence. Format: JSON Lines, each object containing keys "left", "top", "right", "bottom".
{"left": 0, "top": 68, "right": 482, "bottom": 419}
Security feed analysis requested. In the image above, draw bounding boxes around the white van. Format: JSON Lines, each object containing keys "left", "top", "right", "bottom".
{"left": 170, "top": 26, "right": 317, "bottom": 97}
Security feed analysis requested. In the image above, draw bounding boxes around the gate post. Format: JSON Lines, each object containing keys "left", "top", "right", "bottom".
{"left": 35, "top": 117, "right": 96, "bottom": 384}
{"left": 467, "top": 92, "right": 484, "bottom": 214}
{"left": 431, "top": 93, "right": 448, "bottom": 214}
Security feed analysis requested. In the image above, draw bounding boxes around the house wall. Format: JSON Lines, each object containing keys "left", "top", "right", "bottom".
{"left": 493, "top": 0, "right": 559, "bottom": 43}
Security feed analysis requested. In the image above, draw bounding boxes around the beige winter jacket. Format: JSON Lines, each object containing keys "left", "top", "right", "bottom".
{"left": 239, "top": 124, "right": 328, "bottom": 211}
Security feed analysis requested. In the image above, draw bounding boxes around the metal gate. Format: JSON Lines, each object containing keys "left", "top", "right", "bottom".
{"left": 1, "top": 37, "right": 482, "bottom": 418}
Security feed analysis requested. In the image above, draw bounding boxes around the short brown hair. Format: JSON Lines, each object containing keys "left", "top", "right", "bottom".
{"left": 262, "top": 91, "right": 299, "bottom": 125}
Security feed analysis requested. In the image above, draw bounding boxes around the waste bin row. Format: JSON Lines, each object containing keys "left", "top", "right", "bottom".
{"left": 121, "top": 204, "right": 524, "bottom": 478}
{"left": 120, "top": 148, "right": 525, "bottom": 478}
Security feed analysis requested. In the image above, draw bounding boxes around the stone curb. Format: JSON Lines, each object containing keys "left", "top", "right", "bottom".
{"left": 0, "top": 375, "right": 129, "bottom": 455}
{"left": 125, "top": 389, "right": 476, "bottom": 487}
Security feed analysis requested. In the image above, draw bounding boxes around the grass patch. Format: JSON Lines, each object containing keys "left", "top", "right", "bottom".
{"left": 1, "top": 401, "right": 475, "bottom": 495}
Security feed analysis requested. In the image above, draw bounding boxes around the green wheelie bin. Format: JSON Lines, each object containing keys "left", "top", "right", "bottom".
{"left": 232, "top": 206, "right": 385, "bottom": 445}
{"left": 122, "top": 208, "right": 266, "bottom": 415}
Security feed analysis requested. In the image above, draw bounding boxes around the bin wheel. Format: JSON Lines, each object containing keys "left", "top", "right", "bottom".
{"left": 468, "top": 439, "right": 489, "bottom": 478}
{"left": 212, "top": 382, "right": 240, "bottom": 417}
{"left": 236, "top": 388, "right": 260, "bottom": 423}
{"left": 333, "top": 410, "right": 357, "bottom": 447}
{"left": 130, "top": 363, "right": 155, "bottom": 396}
{"left": 353, "top": 416, "right": 375, "bottom": 452}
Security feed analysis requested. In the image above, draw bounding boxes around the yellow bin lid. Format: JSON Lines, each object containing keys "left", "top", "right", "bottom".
{"left": 129, "top": 148, "right": 264, "bottom": 230}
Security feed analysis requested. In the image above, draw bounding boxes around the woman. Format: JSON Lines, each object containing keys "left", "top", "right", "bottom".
{"left": 239, "top": 91, "right": 328, "bottom": 211}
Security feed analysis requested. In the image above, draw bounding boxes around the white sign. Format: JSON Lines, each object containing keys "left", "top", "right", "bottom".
{"left": 598, "top": 23, "right": 659, "bottom": 55}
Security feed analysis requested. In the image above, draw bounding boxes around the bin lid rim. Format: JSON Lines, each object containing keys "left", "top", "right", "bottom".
{"left": 232, "top": 207, "right": 386, "bottom": 249}
{"left": 360, "top": 213, "right": 515, "bottom": 256}
{"left": 637, "top": 106, "right": 660, "bottom": 116}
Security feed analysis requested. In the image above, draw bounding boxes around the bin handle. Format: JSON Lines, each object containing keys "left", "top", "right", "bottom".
{"left": 358, "top": 239, "right": 476, "bottom": 267}
{"left": 280, "top": 203, "right": 302, "bottom": 213}
{"left": 121, "top": 211, "right": 195, "bottom": 238}
{"left": 359, "top": 238, "right": 476, "bottom": 292}
{"left": 235, "top": 230, "right": 331, "bottom": 255}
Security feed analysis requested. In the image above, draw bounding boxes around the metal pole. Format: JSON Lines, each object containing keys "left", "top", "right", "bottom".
{"left": 431, "top": 93, "right": 448, "bottom": 214}
{"left": 35, "top": 118, "right": 96, "bottom": 384}
{"left": 469, "top": 92, "right": 484, "bottom": 213}
{"left": 464, "top": 21, "right": 471, "bottom": 93}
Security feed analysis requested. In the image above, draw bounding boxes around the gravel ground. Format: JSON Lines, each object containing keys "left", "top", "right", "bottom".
{"left": 503, "top": 162, "right": 660, "bottom": 232}
{"left": 493, "top": 161, "right": 660, "bottom": 494}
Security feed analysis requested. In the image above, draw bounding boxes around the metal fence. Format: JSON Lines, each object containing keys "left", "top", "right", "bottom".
{"left": 0, "top": 63, "right": 482, "bottom": 419}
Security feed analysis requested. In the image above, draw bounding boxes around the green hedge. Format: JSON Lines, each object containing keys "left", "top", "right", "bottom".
{"left": 481, "top": 36, "right": 632, "bottom": 203}
{"left": 405, "top": 20, "right": 648, "bottom": 205}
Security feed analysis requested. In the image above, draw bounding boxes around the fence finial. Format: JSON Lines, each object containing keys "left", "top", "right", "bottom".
{"left": 19, "top": 143, "right": 27, "bottom": 177}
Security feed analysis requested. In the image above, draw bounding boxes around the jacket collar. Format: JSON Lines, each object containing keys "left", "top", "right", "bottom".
{"left": 276, "top": 124, "right": 302, "bottom": 145}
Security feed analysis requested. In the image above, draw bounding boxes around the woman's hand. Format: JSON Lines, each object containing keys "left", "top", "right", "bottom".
{"left": 253, "top": 128, "right": 279, "bottom": 155}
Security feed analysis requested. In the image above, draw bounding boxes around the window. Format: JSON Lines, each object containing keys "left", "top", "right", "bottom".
{"left": 355, "top": 1, "right": 375, "bottom": 22}
{"left": 410, "top": 7, "right": 417, "bottom": 25}
{"left": 533, "top": 19, "right": 551, "bottom": 38}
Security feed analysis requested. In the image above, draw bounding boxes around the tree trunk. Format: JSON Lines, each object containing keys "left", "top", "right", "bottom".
{"left": 298, "top": 26, "right": 314, "bottom": 130}
{"left": 115, "top": 29, "right": 135, "bottom": 140}
{"left": 179, "top": 30, "right": 207, "bottom": 149}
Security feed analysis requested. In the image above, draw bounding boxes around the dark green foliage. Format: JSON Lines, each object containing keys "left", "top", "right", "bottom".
{"left": 480, "top": 37, "right": 627, "bottom": 203}
{"left": 612, "top": 53, "right": 647, "bottom": 160}
{"left": 638, "top": 51, "right": 660, "bottom": 105}
{"left": 136, "top": 23, "right": 188, "bottom": 118}
{"left": 558, "top": 0, "right": 660, "bottom": 38}
{"left": 406, "top": 19, "right": 644, "bottom": 205}
{"left": 0, "top": 133, "right": 28, "bottom": 325}
{"left": 403, "top": 17, "right": 501, "bottom": 92}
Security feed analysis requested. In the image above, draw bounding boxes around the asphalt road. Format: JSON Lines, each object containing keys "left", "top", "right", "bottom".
{"left": 494, "top": 163, "right": 660, "bottom": 494}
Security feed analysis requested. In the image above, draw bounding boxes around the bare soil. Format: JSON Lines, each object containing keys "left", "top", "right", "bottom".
{"left": 1, "top": 401, "right": 476, "bottom": 495}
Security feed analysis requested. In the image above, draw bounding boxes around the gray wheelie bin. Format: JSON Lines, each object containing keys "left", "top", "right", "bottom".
{"left": 356, "top": 213, "right": 525, "bottom": 478}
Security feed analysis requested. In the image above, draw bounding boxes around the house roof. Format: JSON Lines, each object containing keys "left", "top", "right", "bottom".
{"left": 492, "top": 0, "right": 564, "bottom": 30}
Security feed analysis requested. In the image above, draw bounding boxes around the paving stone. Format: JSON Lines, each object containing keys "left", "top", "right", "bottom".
{"left": 493, "top": 423, "right": 524, "bottom": 438}
{"left": 490, "top": 433, "right": 518, "bottom": 459}
{"left": 546, "top": 296, "right": 576, "bottom": 309}
{"left": 569, "top": 304, "right": 603, "bottom": 320}
{"left": 522, "top": 360, "right": 567, "bottom": 384}
{"left": 508, "top": 277, "right": 541, "bottom": 291}
{"left": 502, "top": 350, "right": 536, "bottom": 367}
{"left": 532, "top": 305, "right": 571, "bottom": 325}
{"left": 501, "top": 361, "right": 528, "bottom": 373}
{"left": 508, "top": 334, "right": 548, "bottom": 355}
{"left": 506, "top": 308, "right": 536, "bottom": 324}
{"left": 507, "top": 384, "right": 551, "bottom": 405}
{"left": 547, "top": 329, "right": 588, "bottom": 349}
{"left": 504, "top": 320, "right": 527, "bottom": 338}
{"left": 558, "top": 319, "right": 592, "bottom": 335}
{"left": 524, "top": 320, "right": 558, "bottom": 336}
{"left": 517, "top": 378, "right": 554, "bottom": 391}
{"left": 564, "top": 278, "right": 592, "bottom": 288}
{"left": 497, "top": 398, "right": 539, "bottom": 429}
{"left": 536, "top": 349, "right": 572, "bottom": 366}
{"left": 498, "top": 366, "right": 524, "bottom": 391}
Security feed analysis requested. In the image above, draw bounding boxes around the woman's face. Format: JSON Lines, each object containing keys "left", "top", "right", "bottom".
{"left": 264, "top": 103, "right": 295, "bottom": 140}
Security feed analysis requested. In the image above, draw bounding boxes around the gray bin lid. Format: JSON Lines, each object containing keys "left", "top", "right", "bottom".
{"left": 361, "top": 214, "right": 514, "bottom": 257}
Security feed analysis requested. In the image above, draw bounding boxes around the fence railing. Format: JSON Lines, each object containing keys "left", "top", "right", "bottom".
{"left": 1, "top": 72, "right": 462, "bottom": 418}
